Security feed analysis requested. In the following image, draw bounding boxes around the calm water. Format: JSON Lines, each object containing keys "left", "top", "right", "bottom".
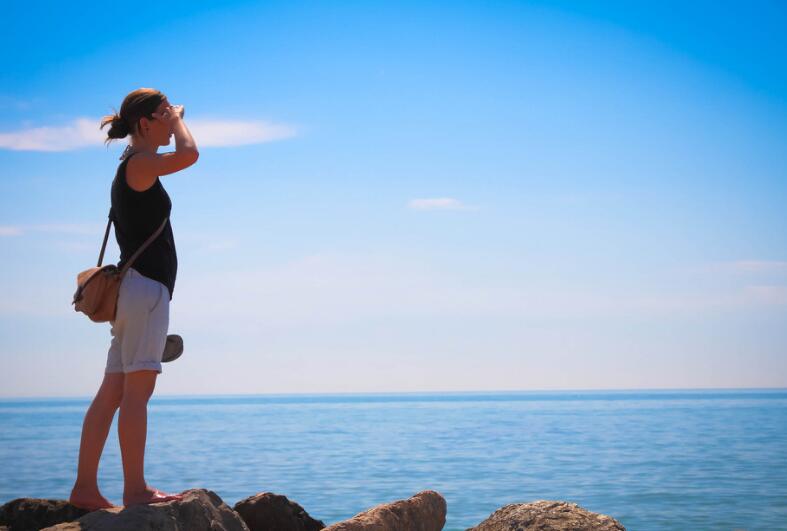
{"left": 1, "top": 389, "right": 786, "bottom": 531}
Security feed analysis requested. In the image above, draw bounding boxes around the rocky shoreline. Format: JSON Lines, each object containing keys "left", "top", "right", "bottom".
{"left": 0, "top": 488, "right": 626, "bottom": 530}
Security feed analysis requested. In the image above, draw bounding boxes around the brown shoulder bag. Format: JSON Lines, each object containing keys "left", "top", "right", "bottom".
{"left": 72, "top": 210, "right": 168, "bottom": 323}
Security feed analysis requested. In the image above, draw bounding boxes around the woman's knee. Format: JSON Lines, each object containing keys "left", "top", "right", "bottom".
{"left": 96, "top": 373, "right": 125, "bottom": 409}
{"left": 122, "top": 370, "right": 158, "bottom": 403}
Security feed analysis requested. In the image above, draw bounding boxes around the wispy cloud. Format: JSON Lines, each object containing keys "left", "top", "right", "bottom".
{"left": 0, "top": 223, "right": 105, "bottom": 236}
{"left": 176, "top": 230, "right": 239, "bottom": 253}
{"left": 0, "top": 94, "right": 35, "bottom": 111}
{"left": 725, "top": 260, "right": 787, "bottom": 273}
{"left": 171, "top": 252, "right": 500, "bottom": 328}
{"left": 0, "top": 118, "right": 101, "bottom": 152}
{"left": 1, "top": 223, "right": 239, "bottom": 259}
{"left": 188, "top": 119, "right": 297, "bottom": 147}
{"left": 742, "top": 285, "right": 787, "bottom": 305}
{"left": 0, "top": 226, "right": 23, "bottom": 236}
{"left": 160, "top": 253, "right": 787, "bottom": 331}
{"left": 407, "top": 197, "right": 479, "bottom": 211}
{"left": 3, "top": 250, "right": 787, "bottom": 320}
{"left": 0, "top": 117, "right": 297, "bottom": 151}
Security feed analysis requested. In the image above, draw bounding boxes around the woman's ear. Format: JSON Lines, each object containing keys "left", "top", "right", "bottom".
{"left": 138, "top": 116, "right": 151, "bottom": 137}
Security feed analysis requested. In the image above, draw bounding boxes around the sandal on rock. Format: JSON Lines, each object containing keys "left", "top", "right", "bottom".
{"left": 70, "top": 502, "right": 117, "bottom": 512}
{"left": 125, "top": 490, "right": 184, "bottom": 507}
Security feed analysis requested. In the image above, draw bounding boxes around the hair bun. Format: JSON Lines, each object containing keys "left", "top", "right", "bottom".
{"left": 114, "top": 114, "right": 129, "bottom": 132}
{"left": 107, "top": 114, "right": 130, "bottom": 139}
{"left": 102, "top": 88, "right": 165, "bottom": 146}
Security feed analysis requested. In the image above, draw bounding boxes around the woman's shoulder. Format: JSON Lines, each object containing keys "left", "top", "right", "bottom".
{"left": 116, "top": 149, "right": 137, "bottom": 181}
{"left": 121, "top": 152, "right": 162, "bottom": 193}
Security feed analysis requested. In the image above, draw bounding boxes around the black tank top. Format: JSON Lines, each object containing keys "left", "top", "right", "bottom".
{"left": 111, "top": 152, "right": 177, "bottom": 300}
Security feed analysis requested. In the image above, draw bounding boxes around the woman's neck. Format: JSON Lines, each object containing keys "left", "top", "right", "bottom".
{"left": 120, "top": 140, "right": 157, "bottom": 160}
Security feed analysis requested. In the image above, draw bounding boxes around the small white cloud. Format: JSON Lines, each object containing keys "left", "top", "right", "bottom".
{"left": 0, "top": 117, "right": 297, "bottom": 152}
{"left": 727, "top": 260, "right": 787, "bottom": 273}
{"left": 0, "top": 226, "right": 23, "bottom": 236}
{"left": 407, "top": 197, "right": 478, "bottom": 211}
{"left": 188, "top": 119, "right": 297, "bottom": 147}
{"left": 176, "top": 230, "right": 238, "bottom": 253}
{"left": 0, "top": 118, "right": 102, "bottom": 151}
{"left": 53, "top": 241, "right": 98, "bottom": 253}
{"left": 742, "top": 285, "right": 787, "bottom": 305}
{"left": 34, "top": 223, "right": 106, "bottom": 235}
{"left": 0, "top": 223, "right": 105, "bottom": 236}
{"left": 0, "top": 94, "right": 34, "bottom": 111}
{"left": 171, "top": 252, "right": 499, "bottom": 328}
{"left": 200, "top": 240, "right": 238, "bottom": 252}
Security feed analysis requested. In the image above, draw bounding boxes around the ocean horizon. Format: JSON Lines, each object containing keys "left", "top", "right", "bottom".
{"left": 2, "top": 388, "right": 786, "bottom": 530}
{"left": 4, "top": 386, "right": 786, "bottom": 400}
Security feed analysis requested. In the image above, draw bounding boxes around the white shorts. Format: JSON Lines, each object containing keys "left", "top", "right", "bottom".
{"left": 105, "top": 267, "right": 170, "bottom": 374}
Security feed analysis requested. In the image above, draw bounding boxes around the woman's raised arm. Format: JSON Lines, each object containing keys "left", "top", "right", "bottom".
{"left": 126, "top": 105, "right": 199, "bottom": 190}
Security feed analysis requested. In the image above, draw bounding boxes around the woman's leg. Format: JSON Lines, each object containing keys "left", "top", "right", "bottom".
{"left": 119, "top": 369, "right": 183, "bottom": 506}
{"left": 69, "top": 373, "right": 125, "bottom": 509}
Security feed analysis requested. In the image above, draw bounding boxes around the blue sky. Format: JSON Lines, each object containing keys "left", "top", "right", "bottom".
{"left": 1, "top": 0, "right": 785, "bottom": 397}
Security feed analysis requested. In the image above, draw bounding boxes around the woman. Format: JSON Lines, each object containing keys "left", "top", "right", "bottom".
{"left": 69, "top": 88, "right": 199, "bottom": 510}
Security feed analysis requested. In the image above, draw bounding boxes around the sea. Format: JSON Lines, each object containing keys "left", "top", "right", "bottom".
{"left": 1, "top": 389, "right": 785, "bottom": 531}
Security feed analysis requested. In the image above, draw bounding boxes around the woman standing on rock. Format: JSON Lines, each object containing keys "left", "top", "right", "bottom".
{"left": 69, "top": 88, "right": 199, "bottom": 510}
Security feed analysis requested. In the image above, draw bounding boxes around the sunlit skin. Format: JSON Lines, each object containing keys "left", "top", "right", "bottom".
{"left": 128, "top": 97, "right": 177, "bottom": 157}
{"left": 68, "top": 96, "right": 186, "bottom": 511}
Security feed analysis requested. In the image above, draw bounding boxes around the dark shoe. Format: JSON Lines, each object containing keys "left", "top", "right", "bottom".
{"left": 162, "top": 334, "right": 183, "bottom": 363}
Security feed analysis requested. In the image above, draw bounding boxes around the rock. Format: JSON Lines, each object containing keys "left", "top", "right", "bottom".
{"left": 467, "top": 500, "right": 625, "bottom": 531}
{"left": 40, "top": 488, "right": 249, "bottom": 531}
{"left": 323, "top": 490, "right": 446, "bottom": 531}
{"left": 233, "top": 492, "right": 325, "bottom": 531}
{"left": 0, "top": 497, "right": 90, "bottom": 531}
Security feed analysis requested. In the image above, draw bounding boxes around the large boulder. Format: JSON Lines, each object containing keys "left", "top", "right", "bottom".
{"left": 233, "top": 492, "right": 325, "bottom": 531}
{"left": 40, "top": 488, "right": 249, "bottom": 531}
{"left": 0, "top": 498, "right": 90, "bottom": 531}
{"left": 467, "top": 500, "right": 625, "bottom": 531}
{"left": 323, "top": 490, "right": 446, "bottom": 531}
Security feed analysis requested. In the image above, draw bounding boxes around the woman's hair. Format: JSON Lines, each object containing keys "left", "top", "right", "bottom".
{"left": 100, "top": 88, "right": 166, "bottom": 145}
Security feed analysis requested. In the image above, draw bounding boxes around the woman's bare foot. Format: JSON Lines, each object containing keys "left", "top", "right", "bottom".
{"left": 69, "top": 485, "right": 116, "bottom": 511}
{"left": 123, "top": 486, "right": 184, "bottom": 507}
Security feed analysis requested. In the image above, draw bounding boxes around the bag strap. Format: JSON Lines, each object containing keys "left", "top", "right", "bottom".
{"left": 120, "top": 216, "right": 169, "bottom": 275}
{"left": 97, "top": 208, "right": 169, "bottom": 275}
{"left": 97, "top": 213, "right": 113, "bottom": 267}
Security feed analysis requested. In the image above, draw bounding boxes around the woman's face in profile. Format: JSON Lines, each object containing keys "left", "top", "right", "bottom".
{"left": 141, "top": 97, "right": 172, "bottom": 146}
